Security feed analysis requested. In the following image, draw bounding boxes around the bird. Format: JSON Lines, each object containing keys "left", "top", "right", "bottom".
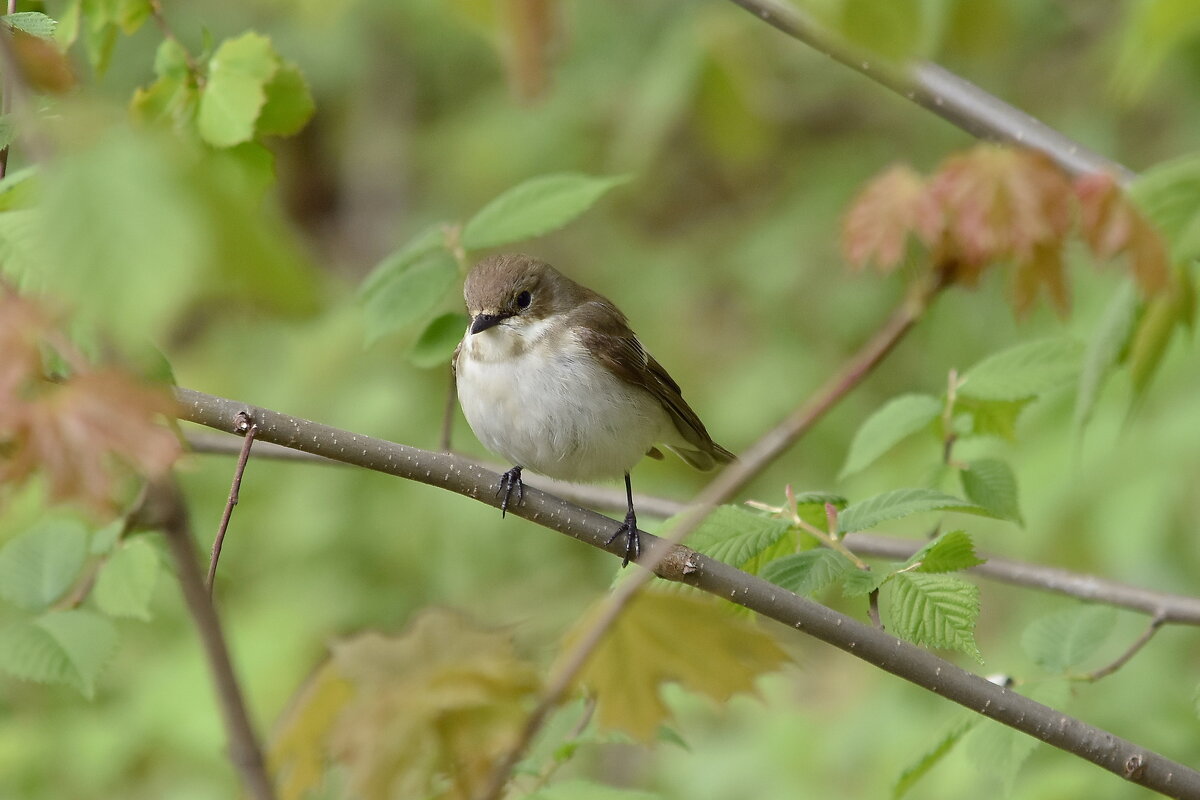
{"left": 453, "top": 253, "right": 734, "bottom": 566}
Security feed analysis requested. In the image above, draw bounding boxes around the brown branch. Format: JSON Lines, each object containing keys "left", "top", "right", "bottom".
{"left": 174, "top": 387, "right": 1200, "bottom": 797}
{"left": 132, "top": 477, "right": 275, "bottom": 800}
{"left": 724, "top": 0, "right": 1133, "bottom": 182}
{"left": 206, "top": 411, "right": 257, "bottom": 594}
{"left": 186, "top": 431, "right": 1200, "bottom": 625}
{"left": 1076, "top": 614, "right": 1167, "bottom": 683}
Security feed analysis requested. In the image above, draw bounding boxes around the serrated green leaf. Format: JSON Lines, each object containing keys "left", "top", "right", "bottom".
{"left": 905, "top": 530, "right": 985, "bottom": 574}
{"left": 761, "top": 549, "right": 853, "bottom": 596}
{"left": 89, "top": 520, "right": 124, "bottom": 555}
{"left": 0, "top": 610, "right": 118, "bottom": 697}
{"left": 959, "top": 338, "right": 1083, "bottom": 401}
{"left": 4, "top": 12, "right": 57, "bottom": 39}
{"left": 363, "top": 249, "right": 458, "bottom": 346}
{"left": 1074, "top": 281, "right": 1139, "bottom": 434}
{"left": 838, "top": 489, "right": 992, "bottom": 535}
{"left": 955, "top": 396, "right": 1029, "bottom": 440}
{"left": 0, "top": 520, "right": 88, "bottom": 611}
{"left": 841, "top": 394, "right": 942, "bottom": 478}
{"left": 197, "top": 33, "right": 279, "bottom": 148}
{"left": 461, "top": 173, "right": 630, "bottom": 250}
{"left": 359, "top": 224, "right": 448, "bottom": 300}
{"left": 1021, "top": 605, "right": 1115, "bottom": 673}
{"left": 409, "top": 312, "right": 467, "bottom": 368}
{"left": 153, "top": 37, "right": 190, "bottom": 80}
{"left": 893, "top": 717, "right": 978, "bottom": 799}
{"left": 684, "top": 505, "right": 795, "bottom": 574}
{"left": 888, "top": 572, "right": 981, "bottom": 661}
{"left": 256, "top": 62, "right": 315, "bottom": 137}
{"left": 93, "top": 539, "right": 160, "bottom": 620}
{"left": 841, "top": 567, "right": 886, "bottom": 598}
{"left": 959, "top": 458, "right": 1022, "bottom": 524}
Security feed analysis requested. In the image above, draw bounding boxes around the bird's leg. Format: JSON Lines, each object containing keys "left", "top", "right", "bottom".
{"left": 497, "top": 465, "right": 524, "bottom": 517}
{"left": 604, "top": 473, "right": 640, "bottom": 567}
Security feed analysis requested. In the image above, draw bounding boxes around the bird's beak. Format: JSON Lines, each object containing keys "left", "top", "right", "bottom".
{"left": 470, "top": 313, "right": 507, "bottom": 335}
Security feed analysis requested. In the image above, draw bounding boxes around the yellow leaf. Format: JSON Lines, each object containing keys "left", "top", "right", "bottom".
{"left": 269, "top": 608, "right": 541, "bottom": 800}
{"left": 560, "top": 591, "right": 789, "bottom": 741}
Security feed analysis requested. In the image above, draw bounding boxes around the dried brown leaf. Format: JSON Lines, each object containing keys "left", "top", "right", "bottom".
{"left": 841, "top": 164, "right": 940, "bottom": 272}
{"left": 272, "top": 609, "right": 541, "bottom": 800}
{"left": 560, "top": 590, "right": 788, "bottom": 741}
{"left": 11, "top": 30, "right": 75, "bottom": 94}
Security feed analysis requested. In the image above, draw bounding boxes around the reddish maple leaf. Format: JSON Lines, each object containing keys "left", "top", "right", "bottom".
{"left": 841, "top": 164, "right": 941, "bottom": 272}
{"left": 1075, "top": 173, "right": 1169, "bottom": 296}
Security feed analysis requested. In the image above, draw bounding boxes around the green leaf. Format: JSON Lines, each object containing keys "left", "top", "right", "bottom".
{"left": 0, "top": 165, "right": 39, "bottom": 212}
{"left": 958, "top": 458, "right": 1022, "bottom": 524}
{"left": 89, "top": 520, "right": 124, "bottom": 556}
{"left": 841, "top": 567, "right": 886, "bottom": 598}
{"left": 905, "top": 530, "right": 984, "bottom": 573}
{"left": 761, "top": 549, "right": 852, "bottom": 596}
{"left": 93, "top": 539, "right": 160, "bottom": 621}
{"left": 840, "top": 394, "right": 941, "bottom": 478}
{"left": 256, "top": 61, "right": 315, "bottom": 137}
{"left": 461, "top": 173, "right": 630, "bottom": 250}
{"left": 1074, "top": 281, "right": 1139, "bottom": 434}
{"left": 362, "top": 249, "right": 459, "bottom": 346}
{"left": 1113, "top": 1, "right": 1200, "bottom": 103}
{"left": 1128, "top": 291, "right": 1181, "bottom": 397}
{"left": 959, "top": 338, "right": 1084, "bottom": 401}
{"left": 409, "top": 312, "right": 468, "bottom": 368}
{"left": 4, "top": 12, "right": 57, "bottom": 39}
{"left": 685, "top": 505, "right": 796, "bottom": 574}
{"left": 197, "top": 32, "right": 280, "bottom": 148}
{"left": 1021, "top": 605, "right": 1116, "bottom": 673}
{"left": 359, "top": 224, "right": 449, "bottom": 300}
{"left": 793, "top": 492, "right": 848, "bottom": 530}
{"left": 838, "top": 489, "right": 991, "bottom": 535}
{"left": 887, "top": 572, "right": 981, "bottom": 661}
{"left": 955, "top": 396, "right": 1030, "bottom": 440}
{"left": 893, "top": 717, "right": 978, "bottom": 799}
{"left": 0, "top": 610, "right": 118, "bottom": 698}
{"left": 1129, "top": 152, "right": 1200, "bottom": 262}
{"left": 0, "top": 519, "right": 88, "bottom": 611}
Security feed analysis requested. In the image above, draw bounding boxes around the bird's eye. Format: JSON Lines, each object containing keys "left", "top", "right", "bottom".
{"left": 516, "top": 290, "right": 532, "bottom": 309}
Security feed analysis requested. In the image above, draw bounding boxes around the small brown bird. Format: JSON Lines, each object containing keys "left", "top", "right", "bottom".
{"left": 453, "top": 254, "right": 733, "bottom": 565}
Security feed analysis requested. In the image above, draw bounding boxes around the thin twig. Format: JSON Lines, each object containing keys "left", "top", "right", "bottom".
{"left": 206, "top": 412, "right": 257, "bottom": 594}
{"left": 134, "top": 478, "right": 276, "bottom": 800}
{"left": 0, "top": 0, "right": 16, "bottom": 178}
{"left": 173, "top": 387, "right": 1200, "bottom": 797}
{"left": 148, "top": 0, "right": 203, "bottom": 81}
{"left": 1075, "top": 614, "right": 1167, "bottom": 683}
{"left": 724, "top": 0, "right": 1133, "bottom": 182}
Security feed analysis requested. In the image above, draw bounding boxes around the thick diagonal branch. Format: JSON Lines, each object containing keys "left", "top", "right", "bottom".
{"left": 174, "top": 387, "right": 1200, "bottom": 798}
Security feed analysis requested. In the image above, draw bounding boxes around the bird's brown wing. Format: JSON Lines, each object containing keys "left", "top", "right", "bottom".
{"left": 573, "top": 300, "right": 734, "bottom": 470}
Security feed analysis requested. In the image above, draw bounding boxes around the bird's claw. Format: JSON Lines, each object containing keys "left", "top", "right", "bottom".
{"left": 497, "top": 466, "right": 524, "bottom": 517}
{"left": 605, "top": 508, "right": 640, "bottom": 567}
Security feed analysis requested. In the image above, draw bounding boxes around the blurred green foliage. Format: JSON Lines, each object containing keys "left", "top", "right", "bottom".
{"left": 2, "top": 0, "right": 1200, "bottom": 798}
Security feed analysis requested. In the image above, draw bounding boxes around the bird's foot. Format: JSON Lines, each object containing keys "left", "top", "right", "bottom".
{"left": 605, "top": 508, "right": 640, "bottom": 567}
{"left": 496, "top": 466, "right": 524, "bottom": 517}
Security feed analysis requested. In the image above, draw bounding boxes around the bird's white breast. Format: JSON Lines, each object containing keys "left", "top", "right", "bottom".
{"left": 455, "top": 319, "right": 673, "bottom": 482}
